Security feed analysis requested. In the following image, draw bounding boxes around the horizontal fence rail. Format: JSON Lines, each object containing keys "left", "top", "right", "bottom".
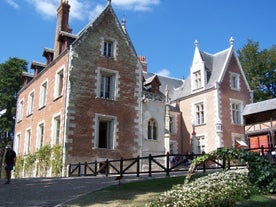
{"left": 68, "top": 146, "right": 276, "bottom": 177}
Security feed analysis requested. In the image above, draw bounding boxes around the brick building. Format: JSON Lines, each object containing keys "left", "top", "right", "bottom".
{"left": 14, "top": 1, "right": 252, "bottom": 177}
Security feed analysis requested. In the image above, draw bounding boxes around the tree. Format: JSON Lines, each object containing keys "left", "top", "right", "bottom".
{"left": 0, "top": 57, "right": 27, "bottom": 176}
{"left": 238, "top": 40, "right": 276, "bottom": 102}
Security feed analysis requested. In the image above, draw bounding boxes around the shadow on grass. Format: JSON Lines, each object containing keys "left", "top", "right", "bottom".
{"left": 62, "top": 176, "right": 187, "bottom": 207}
{"left": 235, "top": 194, "right": 276, "bottom": 207}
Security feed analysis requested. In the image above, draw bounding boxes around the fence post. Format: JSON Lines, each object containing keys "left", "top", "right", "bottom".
{"left": 222, "top": 157, "right": 226, "bottom": 170}
{"left": 203, "top": 160, "right": 206, "bottom": 173}
{"left": 68, "top": 164, "right": 72, "bottom": 177}
{"left": 78, "top": 162, "right": 81, "bottom": 176}
{"left": 120, "top": 158, "right": 123, "bottom": 176}
{"left": 136, "top": 155, "right": 140, "bottom": 177}
{"left": 94, "top": 160, "right": 98, "bottom": 176}
{"left": 166, "top": 152, "right": 170, "bottom": 177}
{"left": 149, "top": 154, "right": 152, "bottom": 177}
{"left": 261, "top": 145, "right": 264, "bottom": 156}
{"left": 84, "top": 162, "right": 87, "bottom": 176}
{"left": 105, "top": 159, "right": 109, "bottom": 176}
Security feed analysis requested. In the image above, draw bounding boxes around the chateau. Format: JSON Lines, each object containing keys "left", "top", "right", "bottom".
{"left": 14, "top": 0, "right": 253, "bottom": 176}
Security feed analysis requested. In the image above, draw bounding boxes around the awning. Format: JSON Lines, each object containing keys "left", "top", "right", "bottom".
{"left": 235, "top": 140, "right": 248, "bottom": 147}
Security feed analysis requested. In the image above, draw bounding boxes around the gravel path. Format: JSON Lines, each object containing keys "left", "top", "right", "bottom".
{"left": 0, "top": 175, "right": 146, "bottom": 207}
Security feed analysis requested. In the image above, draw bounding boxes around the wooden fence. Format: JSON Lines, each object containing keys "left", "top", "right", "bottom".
{"left": 68, "top": 146, "right": 276, "bottom": 177}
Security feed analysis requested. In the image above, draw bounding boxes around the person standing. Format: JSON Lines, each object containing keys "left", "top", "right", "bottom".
{"left": 4, "top": 145, "right": 16, "bottom": 184}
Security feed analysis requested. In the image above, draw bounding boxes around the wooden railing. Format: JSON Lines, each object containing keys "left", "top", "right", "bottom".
{"left": 68, "top": 146, "right": 276, "bottom": 177}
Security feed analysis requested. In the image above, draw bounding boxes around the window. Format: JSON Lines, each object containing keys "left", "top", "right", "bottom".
{"left": 95, "top": 114, "right": 117, "bottom": 149}
{"left": 36, "top": 122, "right": 45, "bottom": 150}
{"left": 231, "top": 99, "right": 242, "bottom": 124}
{"left": 24, "top": 128, "right": 31, "bottom": 154}
{"left": 169, "top": 116, "right": 176, "bottom": 134}
{"left": 39, "top": 81, "right": 47, "bottom": 108}
{"left": 195, "top": 102, "right": 205, "bottom": 125}
{"left": 15, "top": 133, "right": 21, "bottom": 154}
{"left": 17, "top": 99, "right": 24, "bottom": 122}
{"left": 230, "top": 72, "right": 240, "bottom": 90}
{"left": 103, "top": 41, "right": 114, "bottom": 57}
{"left": 54, "top": 69, "right": 64, "bottom": 98}
{"left": 52, "top": 115, "right": 61, "bottom": 145}
{"left": 193, "top": 135, "right": 205, "bottom": 154}
{"left": 27, "top": 91, "right": 34, "bottom": 116}
{"left": 97, "top": 68, "right": 118, "bottom": 100}
{"left": 193, "top": 71, "right": 202, "bottom": 89}
{"left": 148, "top": 118, "right": 157, "bottom": 140}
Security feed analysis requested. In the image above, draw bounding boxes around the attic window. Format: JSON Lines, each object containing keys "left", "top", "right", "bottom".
{"left": 101, "top": 38, "right": 118, "bottom": 60}
{"left": 230, "top": 72, "right": 240, "bottom": 90}
{"left": 104, "top": 41, "right": 113, "bottom": 57}
{"left": 193, "top": 71, "right": 202, "bottom": 89}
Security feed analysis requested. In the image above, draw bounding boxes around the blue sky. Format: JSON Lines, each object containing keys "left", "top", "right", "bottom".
{"left": 1, "top": 0, "right": 275, "bottom": 79}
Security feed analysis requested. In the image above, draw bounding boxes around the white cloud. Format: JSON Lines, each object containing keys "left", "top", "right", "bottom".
{"left": 0, "top": 109, "right": 7, "bottom": 117}
{"left": 157, "top": 69, "right": 170, "bottom": 77}
{"left": 6, "top": 0, "right": 19, "bottom": 9}
{"left": 89, "top": 4, "right": 105, "bottom": 20}
{"left": 113, "top": 0, "right": 160, "bottom": 11}
{"left": 24, "top": 0, "right": 160, "bottom": 21}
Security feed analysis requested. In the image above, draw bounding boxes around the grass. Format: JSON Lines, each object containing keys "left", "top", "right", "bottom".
{"left": 62, "top": 175, "right": 276, "bottom": 207}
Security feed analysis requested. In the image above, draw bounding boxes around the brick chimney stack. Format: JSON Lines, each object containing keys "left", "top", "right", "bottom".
{"left": 138, "top": 56, "right": 147, "bottom": 72}
{"left": 54, "top": 0, "right": 72, "bottom": 59}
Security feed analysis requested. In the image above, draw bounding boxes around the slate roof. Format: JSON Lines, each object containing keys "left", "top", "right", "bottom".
{"left": 143, "top": 72, "right": 184, "bottom": 95}
{"left": 172, "top": 48, "right": 231, "bottom": 101}
{"left": 243, "top": 98, "right": 276, "bottom": 116}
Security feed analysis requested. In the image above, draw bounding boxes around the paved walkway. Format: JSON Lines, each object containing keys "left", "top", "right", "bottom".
{"left": 0, "top": 174, "right": 167, "bottom": 207}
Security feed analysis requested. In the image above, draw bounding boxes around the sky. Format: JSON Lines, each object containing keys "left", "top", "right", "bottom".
{"left": 0, "top": 0, "right": 275, "bottom": 79}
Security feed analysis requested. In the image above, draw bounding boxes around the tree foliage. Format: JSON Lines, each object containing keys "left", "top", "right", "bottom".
{"left": 238, "top": 40, "right": 276, "bottom": 102}
{"left": 0, "top": 57, "right": 27, "bottom": 175}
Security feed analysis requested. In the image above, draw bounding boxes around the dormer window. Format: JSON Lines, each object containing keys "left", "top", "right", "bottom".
{"left": 230, "top": 72, "right": 240, "bottom": 90}
{"left": 193, "top": 71, "right": 202, "bottom": 89}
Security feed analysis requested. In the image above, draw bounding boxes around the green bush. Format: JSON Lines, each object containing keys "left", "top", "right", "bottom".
{"left": 186, "top": 147, "right": 276, "bottom": 193}
{"left": 148, "top": 169, "right": 256, "bottom": 207}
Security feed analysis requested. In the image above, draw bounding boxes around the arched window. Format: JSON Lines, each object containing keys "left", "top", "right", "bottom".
{"left": 148, "top": 118, "right": 157, "bottom": 140}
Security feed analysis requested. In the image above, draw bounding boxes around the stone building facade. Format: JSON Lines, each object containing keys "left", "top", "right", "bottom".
{"left": 14, "top": 1, "right": 252, "bottom": 177}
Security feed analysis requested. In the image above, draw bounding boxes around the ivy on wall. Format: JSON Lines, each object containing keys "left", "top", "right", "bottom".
{"left": 14, "top": 144, "right": 63, "bottom": 178}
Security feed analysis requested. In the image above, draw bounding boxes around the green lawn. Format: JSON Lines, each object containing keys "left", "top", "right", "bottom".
{"left": 62, "top": 175, "right": 276, "bottom": 207}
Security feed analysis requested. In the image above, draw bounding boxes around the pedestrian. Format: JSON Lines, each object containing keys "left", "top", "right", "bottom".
{"left": 4, "top": 145, "right": 16, "bottom": 184}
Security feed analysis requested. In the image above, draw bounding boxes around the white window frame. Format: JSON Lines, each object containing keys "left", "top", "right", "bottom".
{"left": 194, "top": 101, "right": 205, "bottom": 125}
{"left": 96, "top": 67, "right": 119, "bottom": 100}
{"left": 148, "top": 118, "right": 158, "bottom": 140}
{"left": 24, "top": 128, "right": 31, "bottom": 154}
{"left": 94, "top": 113, "right": 117, "bottom": 150}
{"left": 17, "top": 99, "right": 24, "bottom": 122}
{"left": 193, "top": 70, "right": 202, "bottom": 90}
{"left": 36, "top": 121, "right": 45, "bottom": 150}
{"left": 230, "top": 72, "right": 240, "bottom": 91}
{"left": 27, "top": 90, "right": 35, "bottom": 116}
{"left": 54, "top": 68, "right": 64, "bottom": 99}
{"left": 39, "top": 80, "right": 48, "bottom": 108}
{"left": 14, "top": 133, "right": 21, "bottom": 154}
{"left": 169, "top": 115, "right": 177, "bottom": 134}
{"left": 51, "top": 113, "right": 62, "bottom": 146}
{"left": 101, "top": 37, "right": 118, "bottom": 59}
{"left": 230, "top": 99, "right": 243, "bottom": 125}
{"left": 193, "top": 135, "right": 206, "bottom": 154}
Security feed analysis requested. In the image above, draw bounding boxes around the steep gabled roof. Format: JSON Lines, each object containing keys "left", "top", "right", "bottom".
{"left": 173, "top": 38, "right": 251, "bottom": 101}
{"left": 72, "top": 2, "right": 137, "bottom": 57}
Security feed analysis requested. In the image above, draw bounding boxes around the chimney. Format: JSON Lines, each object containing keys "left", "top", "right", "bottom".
{"left": 54, "top": 0, "right": 72, "bottom": 59}
{"left": 138, "top": 56, "right": 148, "bottom": 72}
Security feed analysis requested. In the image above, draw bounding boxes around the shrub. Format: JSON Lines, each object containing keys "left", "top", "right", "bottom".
{"left": 148, "top": 169, "right": 256, "bottom": 207}
{"left": 186, "top": 147, "right": 276, "bottom": 193}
